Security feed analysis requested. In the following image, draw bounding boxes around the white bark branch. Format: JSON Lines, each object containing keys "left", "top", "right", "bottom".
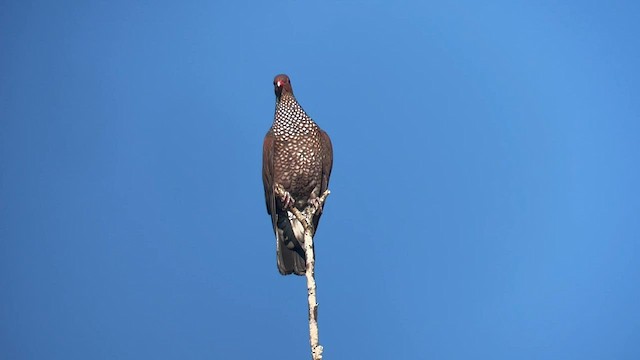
{"left": 274, "top": 184, "right": 330, "bottom": 360}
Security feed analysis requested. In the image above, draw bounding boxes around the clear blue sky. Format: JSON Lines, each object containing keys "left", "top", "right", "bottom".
{"left": 1, "top": 1, "right": 639, "bottom": 359}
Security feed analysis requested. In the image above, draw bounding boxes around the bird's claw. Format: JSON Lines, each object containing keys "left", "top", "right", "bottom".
{"left": 280, "top": 191, "right": 294, "bottom": 210}
{"left": 308, "top": 197, "right": 323, "bottom": 214}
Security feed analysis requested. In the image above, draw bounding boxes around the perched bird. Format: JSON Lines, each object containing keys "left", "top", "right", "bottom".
{"left": 262, "top": 74, "right": 333, "bottom": 275}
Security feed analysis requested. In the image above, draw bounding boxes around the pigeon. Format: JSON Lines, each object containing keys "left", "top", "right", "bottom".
{"left": 262, "top": 74, "right": 333, "bottom": 275}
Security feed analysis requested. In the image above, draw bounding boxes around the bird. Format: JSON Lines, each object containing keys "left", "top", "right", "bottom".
{"left": 262, "top": 74, "right": 333, "bottom": 275}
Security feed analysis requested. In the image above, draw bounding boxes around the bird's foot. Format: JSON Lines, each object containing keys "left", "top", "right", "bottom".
{"left": 279, "top": 190, "right": 295, "bottom": 210}
{"left": 308, "top": 197, "right": 323, "bottom": 214}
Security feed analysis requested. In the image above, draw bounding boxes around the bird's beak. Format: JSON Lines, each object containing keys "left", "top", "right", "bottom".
{"left": 276, "top": 80, "right": 283, "bottom": 88}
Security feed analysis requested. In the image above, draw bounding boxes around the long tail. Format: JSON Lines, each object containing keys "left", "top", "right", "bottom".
{"left": 275, "top": 212, "right": 306, "bottom": 275}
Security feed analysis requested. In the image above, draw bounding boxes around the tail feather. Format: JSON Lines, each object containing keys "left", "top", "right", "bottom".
{"left": 276, "top": 213, "right": 306, "bottom": 275}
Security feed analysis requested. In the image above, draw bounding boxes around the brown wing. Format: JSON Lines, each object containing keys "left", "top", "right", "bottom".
{"left": 320, "top": 129, "right": 333, "bottom": 195}
{"left": 313, "top": 129, "right": 333, "bottom": 231}
{"left": 262, "top": 131, "right": 277, "bottom": 229}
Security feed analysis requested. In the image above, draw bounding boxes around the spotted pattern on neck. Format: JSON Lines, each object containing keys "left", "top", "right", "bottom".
{"left": 272, "top": 93, "right": 318, "bottom": 139}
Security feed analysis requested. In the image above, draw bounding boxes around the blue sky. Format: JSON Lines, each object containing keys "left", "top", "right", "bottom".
{"left": 1, "top": 1, "right": 639, "bottom": 359}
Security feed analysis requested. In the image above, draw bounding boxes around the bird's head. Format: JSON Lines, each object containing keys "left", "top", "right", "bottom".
{"left": 273, "top": 74, "right": 293, "bottom": 99}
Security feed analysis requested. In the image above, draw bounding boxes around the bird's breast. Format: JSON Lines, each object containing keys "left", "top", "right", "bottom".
{"left": 273, "top": 132, "right": 323, "bottom": 201}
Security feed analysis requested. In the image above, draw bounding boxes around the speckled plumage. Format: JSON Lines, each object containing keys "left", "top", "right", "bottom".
{"left": 262, "top": 74, "right": 333, "bottom": 276}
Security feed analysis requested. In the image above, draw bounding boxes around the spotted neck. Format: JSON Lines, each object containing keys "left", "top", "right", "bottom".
{"left": 272, "top": 94, "right": 318, "bottom": 138}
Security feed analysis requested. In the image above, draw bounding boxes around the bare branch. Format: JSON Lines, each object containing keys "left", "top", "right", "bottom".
{"left": 273, "top": 184, "right": 330, "bottom": 360}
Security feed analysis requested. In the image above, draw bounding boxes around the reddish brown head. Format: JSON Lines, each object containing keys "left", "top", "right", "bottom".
{"left": 273, "top": 74, "right": 293, "bottom": 99}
